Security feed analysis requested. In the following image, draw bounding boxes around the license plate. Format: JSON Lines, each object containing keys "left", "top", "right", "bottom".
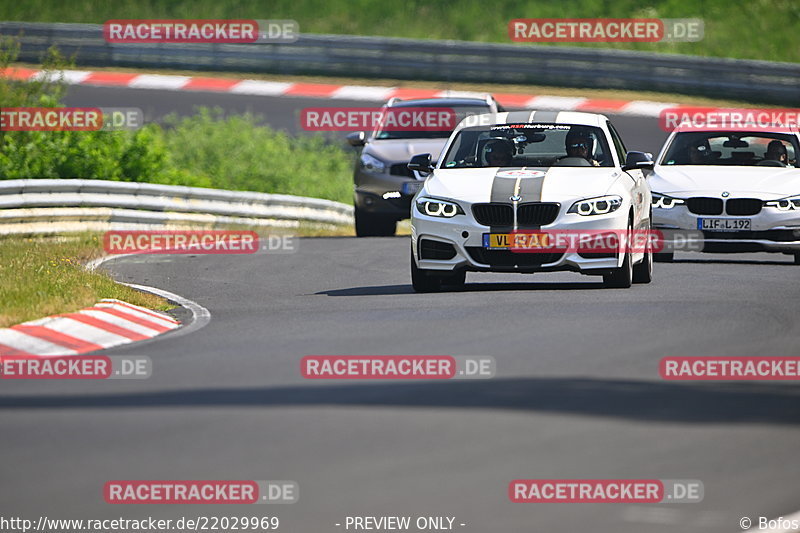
{"left": 483, "top": 233, "right": 551, "bottom": 249}
{"left": 401, "top": 181, "right": 423, "bottom": 195}
{"left": 697, "top": 218, "right": 751, "bottom": 231}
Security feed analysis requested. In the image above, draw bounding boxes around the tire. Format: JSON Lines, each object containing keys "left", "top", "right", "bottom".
{"left": 355, "top": 208, "right": 397, "bottom": 237}
{"left": 411, "top": 248, "right": 442, "bottom": 292}
{"left": 603, "top": 222, "right": 633, "bottom": 289}
{"left": 632, "top": 224, "right": 653, "bottom": 284}
{"left": 441, "top": 270, "right": 466, "bottom": 288}
{"left": 654, "top": 252, "right": 674, "bottom": 262}
{"left": 795, "top": 253, "right": 800, "bottom": 265}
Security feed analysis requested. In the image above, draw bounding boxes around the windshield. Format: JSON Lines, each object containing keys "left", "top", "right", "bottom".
{"left": 373, "top": 105, "right": 490, "bottom": 140}
{"left": 661, "top": 131, "right": 800, "bottom": 167}
{"left": 440, "top": 123, "right": 614, "bottom": 168}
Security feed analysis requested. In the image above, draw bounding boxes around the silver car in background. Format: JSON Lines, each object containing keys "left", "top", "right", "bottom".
{"left": 347, "top": 95, "right": 502, "bottom": 236}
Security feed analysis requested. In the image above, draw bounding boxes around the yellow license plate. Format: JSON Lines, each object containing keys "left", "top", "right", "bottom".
{"left": 483, "top": 233, "right": 551, "bottom": 249}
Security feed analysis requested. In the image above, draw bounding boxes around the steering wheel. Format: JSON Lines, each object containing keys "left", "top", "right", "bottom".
{"left": 553, "top": 157, "right": 591, "bottom": 167}
{"left": 756, "top": 159, "right": 786, "bottom": 167}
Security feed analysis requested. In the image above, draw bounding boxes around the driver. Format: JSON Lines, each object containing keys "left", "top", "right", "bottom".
{"left": 687, "top": 140, "right": 712, "bottom": 164}
{"left": 565, "top": 131, "right": 600, "bottom": 166}
{"left": 484, "top": 139, "right": 514, "bottom": 167}
{"left": 764, "top": 140, "right": 788, "bottom": 165}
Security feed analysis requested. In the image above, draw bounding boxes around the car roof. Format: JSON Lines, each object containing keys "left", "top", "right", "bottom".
{"left": 389, "top": 97, "right": 493, "bottom": 108}
{"left": 454, "top": 110, "right": 609, "bottom": 131}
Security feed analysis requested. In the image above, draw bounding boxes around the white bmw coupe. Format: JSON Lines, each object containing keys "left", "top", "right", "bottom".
{"left": 408, "top": 111, "right": 654, "bottom": 292}
{"left": 650, "top": 123, "right": 800, "bottom": 263}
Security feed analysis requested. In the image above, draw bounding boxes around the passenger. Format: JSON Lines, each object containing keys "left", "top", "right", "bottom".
{"left": 764, "top": 140, "right": 788, "bottom": 165}
{"left": 687, "top": 141, "right": 712, "bottom": 164}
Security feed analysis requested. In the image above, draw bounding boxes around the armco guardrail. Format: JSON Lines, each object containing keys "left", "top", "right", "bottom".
{"left": 0, "top": 179, "right": 353, "bottom": 235}
{"left": 1, "top": 22, "right": 798, "bottom": 105}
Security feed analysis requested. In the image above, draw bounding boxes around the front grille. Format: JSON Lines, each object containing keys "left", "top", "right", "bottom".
{"left": 472, "top": 204, "right": 513, "bottom": 226}
{"left": 726, "top": 198, "right": 763, "bottom": 216}
{"left": 419, "top": 239, "right": 457, "bottom": 260}
{"left": 466, "top": 247, "right": 563, "bottom": 267}
{"left": 578, "top": 251, "right": 617, "bottom": 259}
{"left": 686, "top": 197, "right": 724, "bottom": 215}
{"left": 390, "top": 163, "right": 414, "bottom": 178}
{"left": 517, "top": 203, "right": 560, "bottom": 226}
{"left": 472, "top": 203, "right": 560, "bottom": 227}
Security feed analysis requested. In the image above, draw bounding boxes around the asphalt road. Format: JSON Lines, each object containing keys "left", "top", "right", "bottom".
{"left": 1, "top": 86, "right": 799, "bottom": 532}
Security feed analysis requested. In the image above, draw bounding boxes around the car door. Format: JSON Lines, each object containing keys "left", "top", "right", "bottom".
{"left": 608, "top": 121, "right": 649, "bottom": 230}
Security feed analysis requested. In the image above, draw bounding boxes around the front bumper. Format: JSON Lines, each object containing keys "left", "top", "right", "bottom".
{"left": 653, "top": 205, "right": 800, "bottom": 253}
{"left": 411, "top": 206, "right": 630, "bottom": 274}
{"left": 353, "top": 164, "right": 424, "bottom": 220}
{"left": 354, "top": 189, "right": 415, "bottom": 219}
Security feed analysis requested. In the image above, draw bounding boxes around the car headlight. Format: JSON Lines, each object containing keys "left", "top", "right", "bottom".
{"left": 416, "top": 197, "right": 464, "bottom": 218}
{"left": 765, "top": 195, "right": 800, "bottom": 211}
{"left": 359, "top": 153, "right": 386, "bottom": 173}
{"left": 652, "top": 193, "right": 686, "bottom": 209}
{"left": 568, "top": 195, "right": 622, "bottom": 216}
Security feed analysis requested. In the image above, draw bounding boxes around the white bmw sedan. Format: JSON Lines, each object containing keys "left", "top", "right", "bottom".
{"left": 408, "top": 111, "right": 654, "bottom": 292}
{"left": 650, "top": 124, "right": 800, "bottom": 263}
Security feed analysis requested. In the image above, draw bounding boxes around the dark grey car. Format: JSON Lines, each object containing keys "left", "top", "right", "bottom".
{"left": 347, "top": 96, "right": 501, "bottom": 236}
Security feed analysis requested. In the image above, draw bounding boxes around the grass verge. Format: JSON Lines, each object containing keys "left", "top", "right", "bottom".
{"left": 0, "top": 233, "right": 172, "bottom": 328}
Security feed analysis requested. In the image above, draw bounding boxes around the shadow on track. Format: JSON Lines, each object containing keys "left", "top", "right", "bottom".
{"left": 672, "top": 257, "right": 796, "bottom": 266}
{"left": 317, "top": 281, "right": 605, "bottom": 296}
{"left": 3, "top": 377, "right": 799, "bottom": 425}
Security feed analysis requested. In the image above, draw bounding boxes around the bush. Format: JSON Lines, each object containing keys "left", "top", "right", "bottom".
{"left": 158, "top": 109, "right": 353, "bottom": 203}
{"left": 0, "top": 39, "right": 354, "bottom": 203}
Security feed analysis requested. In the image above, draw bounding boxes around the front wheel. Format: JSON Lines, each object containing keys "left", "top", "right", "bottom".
{"left": 411, "top": 249, "right": 441, "bottom": 292}
{"left": 654, "top": 252, "right": 674, "bottom": 263}
{"left": 410, "top": 249, "right": 465, "bottom": 292}
{"left": 442, "top": 269, "right": 466, "bottom": 288}
{"left": 795, "top": 253, "right": 800, "bottom": 265}
{"left": 603, "top": 223, "right": 633, "bottom": 289}
{"left": 632, "top": 225, "right": 653, "bottom": 284}
{"left": 355, "top": 208, "right": 397, "bottom": 237}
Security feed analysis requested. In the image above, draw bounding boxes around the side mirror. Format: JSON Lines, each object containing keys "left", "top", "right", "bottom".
{"left": 346, "top": 131, "right": 366, "bottom": 147}
{"left": 622, "top": 151, "right": 654, "bottom": 171}
{"left": 408, "top": 153, "right": 433, "bottom": 173}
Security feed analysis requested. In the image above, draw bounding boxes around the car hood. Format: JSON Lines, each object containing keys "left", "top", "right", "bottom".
{"left": 364, "top": 138, "right": 448, "bottom": 164}
{"left": 651, "top": 165, "right": 800, "bottom": 199}
{"left": 425, "top": 167, "right": 623, "bottom": 204}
